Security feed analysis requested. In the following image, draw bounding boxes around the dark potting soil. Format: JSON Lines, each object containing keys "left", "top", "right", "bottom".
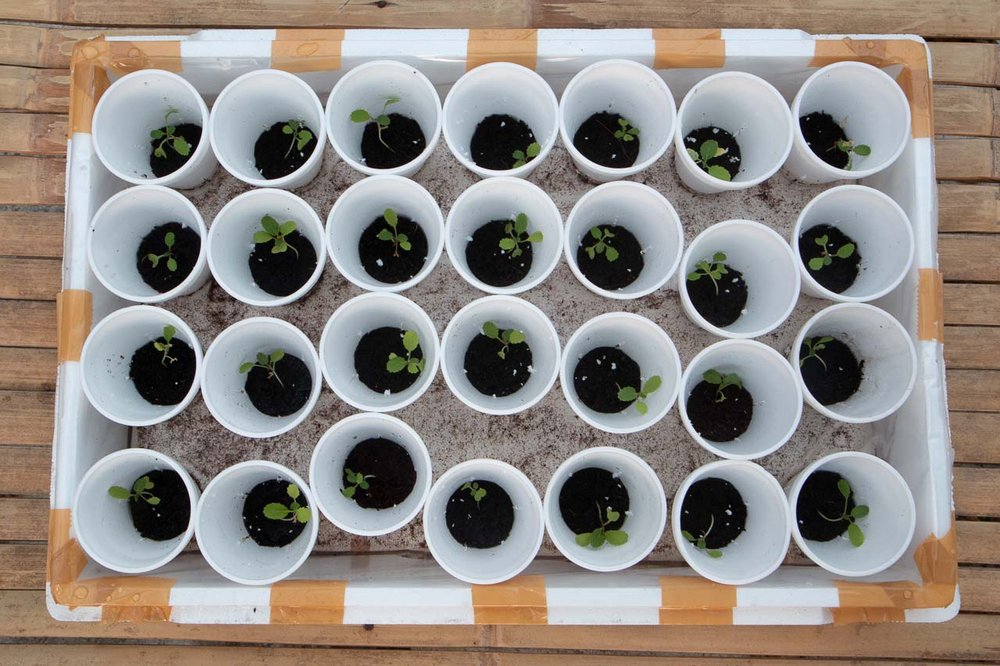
{"left": 355, "top": 326, "right": 424, "bottom": 394}
{"left": 358, "top": 213, "right": 429, "bottom": 284}
{"left": 558, "top": 467, "right": 629, "bottom": 535}
{"left": 136, "top": 222, "right": 201, "bottom": 293}
{"left": 686, "top": 379, "right": 754, "bottom": 443}
{"left": 149, "top": 123, "right": 202, "bottom": 178}
{"left": 687, "top": 264, "right": 748, "bottom": 328}
{"left": 342, "top": 437, "right": 417, "bottom": 510}
{"left": 796, "top": 470, "right": 856, "bottom": 542}
{"left": 469, "top": 114, "right": 537, "bottom": 171}
{"left": 248, "top": 230, "right": 318, "bottom": 297}
{"left": 360, "top": 113, "right": 426, "bottom": 169}
{"left": 576, "top": 224, "right": 644, "bottom": 291}
{"left": 254, "top": 121, "right": 319, "bottom": 180}
{"left": 798, "top": 223, "right": 862, "bottom": 294}
{"left": 445, "top": 479, "right": 514, "bottom": 549}
{"left": 572, "top": 112, "right": 641, "bottom": 169}
{"left": 244, "top": 353, "right": 312, "bottom": 417}
{"left": 683, "top": 126, "right": 742, "bottom": 180}
{"left": 679, "top": 477, "right": 747, "bottom": 549}
{"left": 465, "top": 220, "right": 534, "bottom": 287}
{"left": 128, "top": 337, "right": 196, "bottom": 406}
{"left": 800, "top": 112, "right": 850, "bottom": 169}
{"left": 242, "top": 478, "right": 308, "bottom": 547}
{"left": 464, "top": 329, "right": 533, "bottom": 397}
{"left": 127, "top": 469, "right": 191, "bottom": 541}
{"left": 799, "top": 337, "right": 864, "bottom": 406}
{"left": 572, "top": 346, "right": 641, "bottom": 414}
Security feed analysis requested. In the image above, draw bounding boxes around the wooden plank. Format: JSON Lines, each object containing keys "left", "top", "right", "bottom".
{"left": 0, "top": 391, "right": 54, "bottom": 446}
{"left": 0, "top": 156, "right": 64, "bottom": 205}
{"left": 958, "top": 566, "right": 1000, "bottom": 613}
{"left": 0, "top": 498, "right": 47, "bottom": 540}
{"left": 947, "top": 369, "right": 1000, "bottom": 411}
{"left": 938, "top": 183, "right": 1000, "bottom": 233}
{"left": 951, "top": 412, "right": 1000, "bottom": 464}
{"left": 954, "top": 466, "right": 1000, "bottom": 517}
{"left": 957, "top": 519, "right": 1000, "bottom": 564}
{"left": 0, "top": 26, "right": 196, "bottom": 69}
{"left": 943, "top": 326, "right": 1000, "bottom": 370}
{"left": 940, "top": 234, "right": 1000, "bottom": 282}
{"left": 0, "top": 544, "right": 45, "bottom": 591}
{"left": 0, "top": 258, "right": 61, "bottom": 300}
{"left": 0, "top": 113, "right": 67, "bottom": 155}
{"left": 0, "top": 300, "right": 56, "bottom": 348}
{"left": 944, "top": 283, "right": 1000, "bottom": 326}
{"left": 0, "top": 444, "right": 50, "bottom": 495}
{"left": 930, "top": 42, "right": 1000, "bottom": 87}
{"left": 936, "top": 137, "right": 1000, "bottom": 181}
{"left": 0, "top": 211, "right": 65, "bottom": 259}
{"left": 0, "top": 348, "right": 57, "bottom": 392}
{"left": 0, "top": 65, "right": 68, "bottom": 113}
{"left": 934, "top": 86, "right": 1000, "bottom": 138}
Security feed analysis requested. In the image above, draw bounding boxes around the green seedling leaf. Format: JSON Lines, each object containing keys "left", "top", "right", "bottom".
{"left": 851, "top": 505, "right": 870, "bottom": 519}
{"left": 707, "top": 165, "right": 732, "bottom": 181}
{"left": 836, "top": 243, "right": 856, "bottom": 259}
{"left": 643, "top": 375, "right": 662, "bottom": 394}
{"left": 482, "top": 321, "right": 500, "bottom": 339}
{"left": 526, "top": 142, "right": 540, "bottom": 158}
{"left": 838, "top": 478, "right": 851, "bottom": 499}
{"left": 350, "top": 109, "right": 371, "bottom": 123}
{"left": 402, "top": 330, "right": 419, "bottom": 352}
{"left": 848, "top": 522, "right": 865, "bottom": 547}
{"left": 575, "top": 533, "right": 591, "bottom": 546}
{"left": 108, "top": 486, "right": 131, "bottom": 500}
{"left": 499, "top": 238, "right": 517, "bottom": 251}
{"left": 699, "top": 139, "right": 719, "bottom": 164}
{"left": 386, "top": 355, "right": 408, "bottom": 373}
{"left": 604, "top": 245, "right": 620, "bottom": 262}
{"left": 239, "top": 362, "right": 255, "bottom": 374}
{"left": 853, "top": 144, "right": 871, "bottom": 156}
{"left": 341, "top": 485, "right": 356, "bottom": 498}
{"left": 808, "top": 257, "right": 826, "bottom": 271}
{"left": 590, "top": 530, "right": 606, "bottom": 548}
{"left": 618, "top": 386, "right": 639, "bottom": 402}
{"left": 507, "top": 329, "right": 525, "bottom": 345}
{"left": 263, "top": 503, "right": 290, "bottom": 520}
{"left": 295, "top": 507, "right": 312, "bottom": 523}
{"left": 703, "top": 369, "right": 723, "bottom": 385}
{"left": 287, "top": 483, "right": 300, "bottom": 500}
{"left": 635, "top": 401, "right": 648, "bottom": 415}
{"left": 376, "top": 229, "right": 394, "bottom": 241}
{"left": 239, "top": 349, "right": 285, "bottom": 386}
{"left": 605, "top": 530, "right": 628, "bottom": 546}
{"left": 514, "top": 213, "right": 528, "bottom": 235}
{"left": 151, "top": 129, "right": 165, "bottom": 139}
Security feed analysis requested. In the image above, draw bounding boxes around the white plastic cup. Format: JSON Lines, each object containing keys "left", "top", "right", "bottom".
{"left": 786, "top": 61, "right": 912, "bottom": 184}
{"left": 560, "top": 312, "right": 682, "bottom": 434}
{"left": 791, "top": 303, "right": 917, "bottom": 423}
{"left": 73, "top": 449, "right": 199, "bottom": 574}
{"left": 445, "top": 177, "right": 563, "bottom": 295}
{"left": 672, "top": 460, "right": 790, "bottom": 586}
{"left": 325, "top": 175, "right": 444, "bottom": 293}
{"left": 319, "top": 292, "right": 440, "bottom": 413}
{"left": 678, "top": 339, "right": 802, "bottom": 460}
{"left": 92, "top": 69, "right": 217, "bottom": 189}
{"left": 201, "top": 317, "right": 321, "bottom": 438}
{"left": 440, "top": 295, "right": 561, "bottom": 415}
{"left": 80, "top": 305, "right": 202, "bottom": 427}
{"left": 309, "top": 413, "right": 432, "bottom": 536}
{"left": 563, "top": 181, "right": 684, "bottom": 299}
{"left": 423, "top": 458, "right": 544, "bottom": 585}
{"left": 209, "top": 69, "right": 326, "bottom": 189}
{"left": 544, "top": 447, "right": 667, "bottom": 572}
{"left": 679, "top": 220, "right": 800, "bottom": 339}
{"left": 558, "top": 59, "right": 677, "bottom": 182}
{"left": 195, "top": 460, "right": 319, "bottom": 586}
{"left": 442, "top": 62, "right": 559, "bottom": 179}
{"left": 326, "top": 60, "right": 442, "bottom": 177}
{"left": 674, "top": 72, "right": 794, "bottom": 193}
{"left": 793, "top": 185, "right": 915, "bottom": 302}
{"left": 88, "top": 185, "right": 210, "bottom": 304}
{"left": 207, "top": 188, "right": 326, "bottom": 307}
{"left": 786, "top": 451, "right": 916, "bottom": 577}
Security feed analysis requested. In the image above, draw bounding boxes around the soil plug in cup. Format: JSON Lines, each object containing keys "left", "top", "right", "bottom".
{"left": 786, "top": 61, "right": 911, "bottom": 184}
{"left": 74, "top": 449, "right": 199, "bottom": 573}
{"left": 674, "top": 72, "right": 793, "bottom": 193}
{"left": 89, "top": 185, "right": 209, "bottom": 303}
{"left": 793, "top": 185, "right": 914, "bottom": 302}
{"left": 326, "top": 60, "right": 442, "bottom": 177}
{"left": 787, "top": 451, "right": 916, "bottom": 577}
{"left": 792, "top": 303, "right": 917, "bottom": 423}
{"left": 92, "top": 69, "right": 217, "bottom": 189}
{"left": 442, "top": 62, "right": 559, "bottom": 179}
{"left": 81, "top": 306, "right": 202, "bottom": 427}
{"left": 195, "top": 461, "right": 319, "bottom": 585}
{"left": 564, "top": 181, "right": 684, "bottom": 299}
{"left": 209, "top": 69, "right": 325, "bottom": 189}
{"left": 673, "top": 460, "right": 791, "bottom": 585}
{"left": 423, "top": 459, "right": 544, "bottom": 585}
{"left": 559, "top": 60, "right": 677, "bottom": 182}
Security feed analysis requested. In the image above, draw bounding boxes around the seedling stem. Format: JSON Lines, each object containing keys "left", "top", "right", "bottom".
{"left": 108, "top": 475, "right": 160, "bottom": 506}
{"left": 799, "top": 336, "right": 834, "bottom": 371}
{"left": 150, "top": 107, "right": 192, "bottom": 160}
{"left": 681, "top": 513, "right": 723, "bottom": 558}
{"left": 350, "top": 97, "right": 400, "bottom": 151}
{"left": 253, "top": 215, "right": 299, "bottom": 258}
{"left": 376, "top": 207, "right": 410, "bottom": 258}
{"left": 816, "top": 477, "right": 869, "bottom": 547}
{"left": 341, "top": 468, "right": 375, "bottom": 499}
{"left": 239, "top": 349, "right": 286, "bottom": 387}
{"left": 616, "top": 375, "right": 662, "bottom": 415}
{"left": 145, "top": 231, "right": 179, "bottom": 272}
{"left": 585, "top": 226, "right": 619, "bottom": 262}
{"left": 686, "top": 139, "right": 732, "bottom": 182}
{"left": 281, "top": 119, "right": 314, "bottom": 159}
{"left": 499, "top": 212, "right": 543, "bottom": 259}
{"left": 461, "top": 481, "right": 487, "bottom": 507}
{"left": 702, "top": 368, "right": 743, "bottom": 403}
{"left": 153, "top": 325, "right": 177, "bottom": 367}
{"left": 262, "top": 483, "right": 312, "bottom": 523}
{"left": 686, "top": 252, "right": 729, "bottom": 296}
{"left": 807, "top": 234, "right": 855, "bottom": 272}
{"left": 481, "top": 321, "right": 526, "bottom": 360}
{"left": 386, "top": 330, "right": 425, "bottom": 375}
{"left": 830, "top": 139, "right": 871, "bottom": 171}
{"left": 511, "top": 142, "right": 541, "bottom": 168}
{"left": 575, "top": 502, "right": 629, "bottom": 548}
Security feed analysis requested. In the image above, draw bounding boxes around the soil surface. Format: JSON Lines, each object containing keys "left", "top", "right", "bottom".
{"left": 572, "top": 346, "right": 641, "bottom": 414}
{"left": 464, "top": 330, "right": 533, "bottom": 397}
{"left": 126, "top": 469, "right": 191, "bottom": 541}
{"left": 686, "top": 379, "right": 754, "bottom": 443}
{"left": 249, "top": 230, "right": 318, "bottom": 297}
{"left": 355, "top": 326, "right": 424, "bottom": 394}
{"left": 242, "top": 478, "right": 309, "bottom": 547}
{"left": 360, "top": 113, "right": 426, "bottom": 169}
{"left": 558, "top": 466, "right": 629, "bottom": 534}
{"left": 445, "top": 479, "right": 514, "bottom": 549}
{"left": 129, "top": 337, "right": 196, "bottom": 406}
{"left": 683, "top": 126, "right": 742, "bottom": 180}
{"left": 687, "top": 264, "right": 748, "bottom": 328}
{"left": 576, "top": 224, "right": 644, "bottom": 291}
{"left": 679, "top": 477, "right": 747, "bottom": 549}
{"left": 358, "top": 213, "right": 429, "bottom": 284}
{"left": 136, "top": 222, "right": 201, "bottom": 293}
{"left": 254, "top": 121, "right": 319, "bottom": 180}
{"left": 465, "top": 219, "right": 534, "bottom": 287}
{"left": 800, "top": 112, "right": 850, "bottom": 169}
{"left": 342, "top": 437, "right": 417, "bottom": 510}
{"left": 798, "top": 224, "right": 861, "bottom": 294}
{"left": 244, "top": 353, "right": 312, "bottom": 417}
{"left": 799, "top": 337, "right": 864, "bottom": 406}
{"left": 796, "top": 470, "right": 856, "bottom": 541}
{"left": 470, "top": 114, "right": 537, "bottom": 171}
{"left": 572, "top": 111, "right": 640, "bottom": 169}
{"left": 149, "top": 123, "right": 202, "bottom": 178}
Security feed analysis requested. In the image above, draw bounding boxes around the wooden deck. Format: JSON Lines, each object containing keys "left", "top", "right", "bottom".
{"left": 0, "top": 1, "right": 998, "bottom": 662}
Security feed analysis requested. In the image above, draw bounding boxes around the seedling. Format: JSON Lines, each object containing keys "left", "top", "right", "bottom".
{"left": 800, "top": 336, "right": 834, "bottom": 371}
{"left": 144, "top": 231, "right": 178, "bottom": 272}
{"left": 686, "top": 139, "right": 732, "bottom": 182}
{"left": 153, "top": 325, "right": 177, "bottom": 367}
{"left": 681, "top": 514, "right": 723, "bottom": 558}
{"left": 262, "top": 483, "right": 312, "bottom": 524}
{"left": 350, "top": 97, "right": 400, "bottom": 151}
{"left": 817, "top": 477, "right": 869, "bottom": 547}
{"left": 341, "top": 468, "right": 375, "bottom": 499}
{"left": 807, "top": 234, "right": 855, "bottom": 271}
{"left": 108, "top": 475, "right": 160, "bottom": 506}
{"left": 511, "top": 141, "right": 541, "bottom": 168}
{"left": 376, "top": 207, "right": 410, "bottom": 258}
{"left": 481, "top": 321, "right": 526, "bottom": 360}
{"left": 575, "top": 503, "right": 629, "bottom": 548}
{"left": 253, "top": 215, "right": 299, "bottom": 257}
{"left": 703, "top": 368, "right": 743, "bottom": 403}
{"left": 239, "top": 349, "right": 286, "bottom": 387}
{"left": 281, "top": 119, "right": 314, "bottom": 159}
{"left": 686, "top": 251, "right": 729, "bottom": 296}
{"left": 617, "top": 375, "right": 662, "bottom": 416}
{"left": 613, "top": 117, "right": 640, "bottom": 143}
{"left": 585, "top": 226, "right": 619, "bottom": 262}
{"left": 150, "top": 107, "right": 191, "bottom": 160}
{"left": 386, "top": 330, "right": 425, "bottom": 375}
{"left": 461, "top": 481, "right": 487, "bottom": 506}
{"left": 830, "top": 139, "right": 871, "bottom": 171}
{"left": 498, "top": 212, "right": 543, "bottom": 259}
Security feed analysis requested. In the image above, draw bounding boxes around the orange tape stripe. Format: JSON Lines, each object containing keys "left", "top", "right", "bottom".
{"left": 831, "top": 606, "right": 906, "bottom": 624}
{"left": 660, "top": 575, "right": 737, "bottom": 610}
{"left": 270, "top": 579, "right": 346, "bottom": 624}
{"left": 272, "top": 29, "right": 344, "bottom": 73}
{"left": 652, "top": 33, "right": 725, "bottom": 69}
{"left": 471, "top": 574, "right": 547, "bottom": 624}
{"left": 918, "top": 268, "right": 944, "bottom": 342}
{"left": 467, "top": 29, "right": 538, "bottom": 70}
{"left": 56, "top": 290, "right": 92, "bottom": 363}
{"left": 659, "top": 608, "right": 734, "bottom": 624}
